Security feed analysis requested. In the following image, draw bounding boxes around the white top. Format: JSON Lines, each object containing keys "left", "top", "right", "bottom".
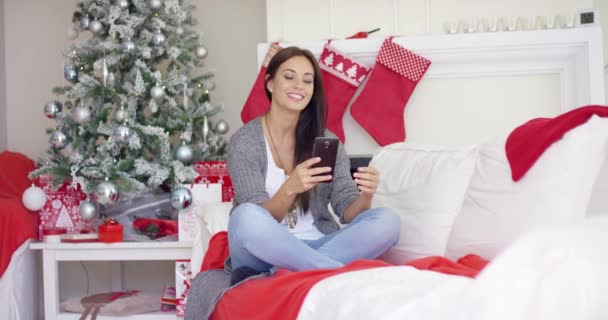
{"left": 264, "top": 138, "right": 325, "bottom": 240}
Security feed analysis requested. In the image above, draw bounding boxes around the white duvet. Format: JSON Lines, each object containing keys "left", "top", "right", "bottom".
{"left": 298, "top": 216, "right": 608, "bottom": 320}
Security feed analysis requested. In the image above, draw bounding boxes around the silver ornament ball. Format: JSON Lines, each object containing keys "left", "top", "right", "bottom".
{"left": 117, "top": 0, "right": 129, "bottom": 9}
{"left": 113, "top": 125, "right": 131, "bottom": 144}
{"left": 114, "top": 108, "right": 128, "bottom": 124}
{"left": 49, "top": 130, "right": 68, "bottom": 150}
{"left": 44, "top": 101, "right": 63, "bottom": 119}
{"left": 149, "top": 0, "right": 162, "bottom": 10}
{"left": 151, "top": 31, "right": 165, "bottom": 46}
{"left": 151, "top": 85, "right": 165, "bottom": 100}
{"left": 89, "top": 20, "right": 104, "bottom": 34}
{"left": 122, "top": 39, "right": 135, "bottom": 53}
{"left": 175, "top": 26, "right": 184, "bottom": 36}
{"left": 64, "top": 64, "right": 78, "bottom": 83}
{"left": 72, "top": 106, "right": 91, "bottom": 124}
{"left": 195, "top": 45, "right": 208, "bottom": 59}
{"left": 66, "top": 26, "right": 79, "bottom": 40}
{"left": 79, "top": 200, "right": 98, "bottom": 220}
{"left": 80, "top": 16, "right": 91, "bottom": 30}
{"left": 94, "top": 181, "right": 119, "bottom": 206}
{"left": 174, "top": 144, "right": 194, "bottom": 164}
{"left": 170, "top": 187, "right": 193, "bottom": 210}
{"left": 204, "top": 81, "right": 215, "bottom": 91}
{"left": 214, "top": 119, "right": 229, "bottom": 135}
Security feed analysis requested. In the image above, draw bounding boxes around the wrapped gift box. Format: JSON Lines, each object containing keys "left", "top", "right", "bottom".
{"left": 193, "top": 161, "right": 234, "bottom": 202}
{"left": 37, "top": 176, "right": 92, "bottom": 240}
{"left": 175, "top": 260, "right": 193, "bottom": 318}
{"left": 98, "top": 219, "right": 124, "bottom": 243}
{"left": 179, "top": 183, "right": 222, "bottom": 242}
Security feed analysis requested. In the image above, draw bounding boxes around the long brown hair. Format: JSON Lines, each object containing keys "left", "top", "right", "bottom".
{"left": 264, "top": 47, "right": 328, "bottom": 212}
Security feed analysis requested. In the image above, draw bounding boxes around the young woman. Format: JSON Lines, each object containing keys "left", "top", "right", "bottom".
{"left": 226, "top": 46, "right": 400, "bottom": 284}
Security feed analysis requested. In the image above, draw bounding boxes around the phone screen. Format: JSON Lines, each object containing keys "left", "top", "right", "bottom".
{"left": 311, "top": 137, "right": 339, "bottom": 183}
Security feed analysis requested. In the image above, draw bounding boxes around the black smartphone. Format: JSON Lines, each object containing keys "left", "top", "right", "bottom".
{"left": 311, "top": 137, "right": 339, "bottom": 183}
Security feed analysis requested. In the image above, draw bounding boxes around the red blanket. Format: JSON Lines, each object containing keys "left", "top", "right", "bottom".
{"left": 506, "top": 105, "right": 608, "bottom": 181}
{"left": 0, "top": 151, "right": 38, "bottom": 278}
{"left": 201, "top": 232, "right": 488, "bottom": 320}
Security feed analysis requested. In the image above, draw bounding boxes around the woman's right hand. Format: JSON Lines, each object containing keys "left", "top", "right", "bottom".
{"left": 284, "top": 157, "right": 332, "bottom": 195}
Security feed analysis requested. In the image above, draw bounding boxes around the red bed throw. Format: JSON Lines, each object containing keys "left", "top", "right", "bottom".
{"left": 0, "top": 151, "right": 38, "bottom": 278}
{"left": 201, "top": 231, "right": 488, "bottom": 320}
{"left": 506, "top": 105, "right": 608, "bottom": 181}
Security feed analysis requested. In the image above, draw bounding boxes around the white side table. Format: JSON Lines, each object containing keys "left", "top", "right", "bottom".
{"left": 30, "top": 241, "right": 193, "bottom": 320}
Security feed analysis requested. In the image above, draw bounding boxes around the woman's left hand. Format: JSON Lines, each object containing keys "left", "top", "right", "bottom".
{"left": 353, "top": 166, "right": 380, "bottom": 198}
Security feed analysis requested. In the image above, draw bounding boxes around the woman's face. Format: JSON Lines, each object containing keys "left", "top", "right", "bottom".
{"left": 266, "top": 55, "right": 315, "bottom": 113}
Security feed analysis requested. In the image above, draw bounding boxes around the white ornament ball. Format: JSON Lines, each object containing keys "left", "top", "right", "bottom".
{"left": 94, "top": 181, "right": 119, "bottom": 206}
{"left": 151, "top": 85, "right": 165, "bottom": 100}
{"left": 72, "top": 106, "right": 91, "bottom": 124}
{"left": 49, "top": 130, "right": 68, "bottom": 149}
{"left": 175, "top": 26, "right": 184, "bottom": 36}
{"left": 89, "top": 20, "right": 104, "bottom": 34}
{"left": 149, "top": 0, "right": 162, "bottom": 10}
{"left": 117, "top": 0, "right": 129, "bottom": 9}
{"left": 113, "top": 125, "right": 131, "bottom": 144}
{"left": 195, "top": 45, "right": 208, "bottom": 59}
{"left": 114, "top": 108, "right": 128, "bottom": 124}
{"left": 123, "top": 39, "right": 136, "bottom": 53}
{"left": 170, "top": 187, "right": 192, "bottom": 210}
{"left": 44, "top": 101, "right": 63, "bottom": 119}
{"left": 174, "top": 144, "right": 194, "bottom": 164}
{"left": 66, "top": 26, "right": 79, "bottom": 40}
{"left": 151, "top": 31, "right": 165, "bottom": 46}
{"left": 22, "top": 185, "right": 47, "bottom": 211}
{"left": 79, "top": 200, "right": 98, "bottom": 220}
{"left": 214, "top": 119, "right": 229, "bottom": 135}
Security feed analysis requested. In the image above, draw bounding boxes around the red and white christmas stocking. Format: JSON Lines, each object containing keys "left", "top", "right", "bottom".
{"left": 319, "top": 43, "right": 371, "bottom": 142}
{"left": 350, "top": 38, "right": 431, "bottom": 146}
{"left": 240, "top": 43, "right": 282, "bottom": 124}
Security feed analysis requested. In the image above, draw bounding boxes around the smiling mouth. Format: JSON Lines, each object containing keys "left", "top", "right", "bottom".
{"left": 287, "top": 93, "right": 304, "bottom": 101}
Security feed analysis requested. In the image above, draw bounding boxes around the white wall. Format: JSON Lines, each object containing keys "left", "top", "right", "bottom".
{"left": 0, "top": 0, "right": 7, "bottom": 152}
{"left": 266, "top": 0, "right": 595, "bottom": 40}
{"left": 4, "top": 0, "right": 73, "bottom": 159}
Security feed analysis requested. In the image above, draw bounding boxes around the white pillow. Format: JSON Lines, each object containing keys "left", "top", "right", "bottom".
{"left": 190, "top": 202, "right": 231, "bottom": 274}
{"left": 446, "top": 115, "right": 608, "bottom": 260}
{"left": 370, "top": 143, "right": 478, "bottom": 264}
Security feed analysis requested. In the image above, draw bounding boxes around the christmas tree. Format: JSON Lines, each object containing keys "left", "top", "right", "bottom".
{"left": 29, "top": 0, "right": 228, "bottom": 209}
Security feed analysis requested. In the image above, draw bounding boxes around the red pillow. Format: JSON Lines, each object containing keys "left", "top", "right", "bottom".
{"left": 0, "top": 151, "right": 35, "bottom": 199}
{"left": 200, "top": 231, "right": 230, "bottom": 272}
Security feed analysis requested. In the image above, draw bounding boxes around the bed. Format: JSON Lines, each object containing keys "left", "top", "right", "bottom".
{"left": 185, "top": 27, "right": 608, "bottom": 319}
{"left": 0, "top": 151, "right": 41, "bottom": 320}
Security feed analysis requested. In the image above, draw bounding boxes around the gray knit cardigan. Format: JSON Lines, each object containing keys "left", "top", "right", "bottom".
{"left": 226, "top": 117, "right": 360, "bottom": 233}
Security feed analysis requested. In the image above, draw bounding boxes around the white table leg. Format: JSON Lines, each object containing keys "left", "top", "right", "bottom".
{"left": 42, "top": 250, "right": 59, "bottom": 320}
{"left": 110, "top": 261, "right": 124, "bottom": 291}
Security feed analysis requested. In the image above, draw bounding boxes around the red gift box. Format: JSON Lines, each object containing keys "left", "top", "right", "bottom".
{"left": 193, "top": 161, "right": 234, "bottom": 202}
{"left": 37, "top": 176, "right": 93, "bottom": 240}
{"left": 98, "top": 219, "right": 123, "bottom": 243}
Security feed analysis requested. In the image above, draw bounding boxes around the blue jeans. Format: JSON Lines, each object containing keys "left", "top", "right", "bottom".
{"left": 227, "top": 203, "right": 400, "bottom": 272}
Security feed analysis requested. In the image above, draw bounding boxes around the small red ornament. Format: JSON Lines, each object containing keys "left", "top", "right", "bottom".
{"left": 98, "top": 218, "right": 123, "bottom": 243}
